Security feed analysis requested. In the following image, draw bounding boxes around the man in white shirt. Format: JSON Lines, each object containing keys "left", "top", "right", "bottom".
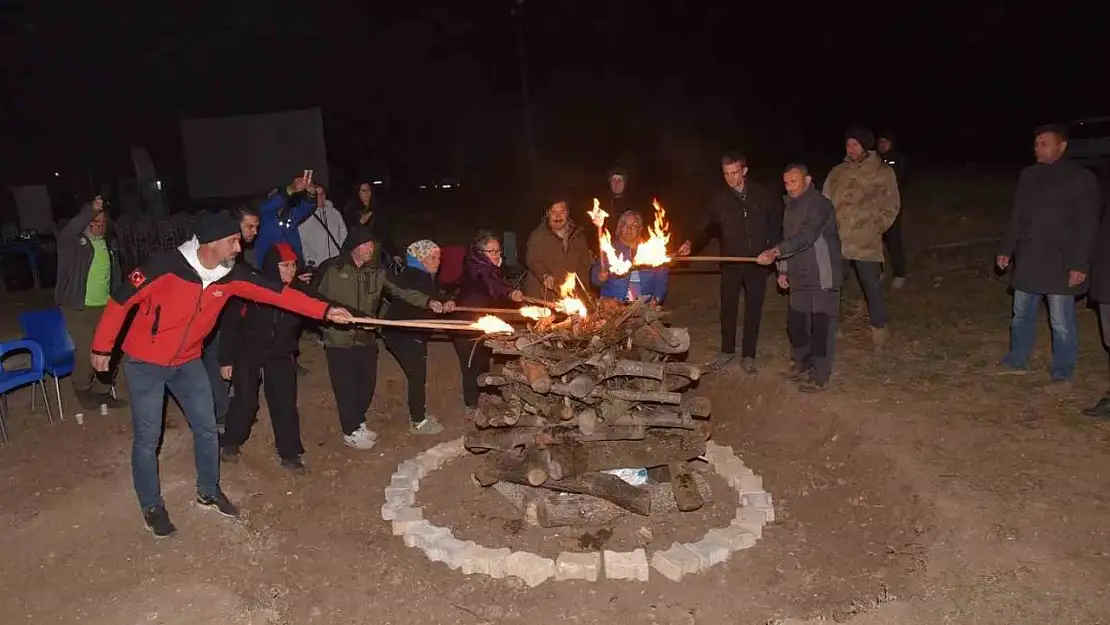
{"left": 298, "top": 184, "right": 348, "bottom": 269}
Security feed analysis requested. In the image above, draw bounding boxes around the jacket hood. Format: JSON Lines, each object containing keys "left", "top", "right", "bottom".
{"left": 339, "top": 224, "right": 380, "bottom": 268}
{"left": 178, "top": 236, "right": 232, "bottom": 287}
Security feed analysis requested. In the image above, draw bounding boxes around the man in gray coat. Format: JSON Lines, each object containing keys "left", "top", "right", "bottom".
{"left": 54, "top": 196, "right": 124, "bottom": 409}
{"left": 997, "top": 124, "right": 1101, "bottom": 386}
{"left": 757, "top": 163, "right": 845, "bottom": 392}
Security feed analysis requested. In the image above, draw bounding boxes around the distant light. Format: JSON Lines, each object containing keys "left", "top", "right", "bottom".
{"left": 373, "top": 180, "right": 383, "bottom": 185}
{"left": 155, "top": 180, "right": 163, "bottom": 190}
{"left": 419, "top": 185, "right": 427, "bottom": 190}
{"left": 54, "top": 172, "right": 60, "bottom": 177}
{"left": 441, "top": 184, "right": 453, "bottom": 189}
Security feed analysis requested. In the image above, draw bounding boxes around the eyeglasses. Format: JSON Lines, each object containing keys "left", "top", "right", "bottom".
{"left": 481, "top": 247, "right": 502, "bottom": 255}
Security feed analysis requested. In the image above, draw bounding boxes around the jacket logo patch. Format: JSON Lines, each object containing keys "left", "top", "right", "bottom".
{"left": 129, "top": 269, "right": 146, "bottom": 287}
{"left": 210, "top": 290, "right": 224, "bottom": 298}
{"left": 79, "top": 238, "right": 87, "bottom": 246}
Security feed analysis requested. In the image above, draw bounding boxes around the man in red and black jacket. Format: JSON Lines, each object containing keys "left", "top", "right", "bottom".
{"left": 91, "top": 211, "right": 353, "bottom": 538}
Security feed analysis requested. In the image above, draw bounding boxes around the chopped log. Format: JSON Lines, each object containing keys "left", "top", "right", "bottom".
{"left": 477, "top": 373, "right": 511, "bottom": 387}
{"left": 663, "top": 374, "right": 697, "bottom": 392}
{"left": 576, "top": 425, "right": 646, "bottom": 442}
{"left": 612, "top": 407, "right": 698, "bottom": 430}
{"left": 630, "top": 324, "right": 690, "bottom": 354}
{"left": 601, "top": 359, "right": 665, "bottom": 381}
{"left": 667, "top": 462, "right": 704, "bottom": 511}
{"left": 606, "top": 389, "right": 683, "bottom": 404}
{"left": 521, "top": 358, "right": 552, "bottom": 394}
{"left": 678, "top": 395, "right": 712, "bottom": 417}
{"left": 550, "top": 357, "right": 587, "bottom": 377}
{"left": 663, "top": 362, "right": 703, "bottom": 380}
{"left": 464, "top": 428, "right": 543, "bottom": 452}
{"left": 491, "top": 472, "right": 715, "bottom": 527}
{"left": 540, "top": 472, "right": 651, "bottom": 515}
{"left": 582, "top": 429, "right": 706, "bottom": 472}
{"left": 576, "top": 408, "right": 599, "bottom": 435}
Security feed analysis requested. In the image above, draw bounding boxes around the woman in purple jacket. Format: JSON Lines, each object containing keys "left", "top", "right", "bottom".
{"left": 452, "top": 230, "right": 524, "bottom": 417}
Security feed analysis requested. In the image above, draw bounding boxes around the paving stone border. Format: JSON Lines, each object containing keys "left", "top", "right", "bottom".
{"left": 382, "top": 438, "right": 773, "bottom": 586}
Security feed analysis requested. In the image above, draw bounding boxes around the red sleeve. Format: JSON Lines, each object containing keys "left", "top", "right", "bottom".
{"left": 91, "top": 263, "right": 171, "bottom": 355}
{"left": 229, "top": 277, "right": 330, "bottom": 320}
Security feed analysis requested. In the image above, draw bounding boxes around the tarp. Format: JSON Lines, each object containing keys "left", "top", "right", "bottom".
{"left": 180, "top": 107, "right": 329, "bottom": 199}
{"left": 9, "top": 185, "right": 55, "bottom": 233}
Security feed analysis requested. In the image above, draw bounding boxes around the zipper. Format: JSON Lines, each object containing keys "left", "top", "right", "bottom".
{"left": 742, "top": 204, "right": 753, "bottom": 253}
{"left": 170, "top": 287, "right": 204, "bottom": 365}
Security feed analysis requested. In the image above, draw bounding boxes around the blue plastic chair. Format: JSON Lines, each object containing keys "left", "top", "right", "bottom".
{"left": 19, "top": 308, "right": 76, "bottom": 420}
{"left": 0, "top": 339, "right": 54, "bottom": 443}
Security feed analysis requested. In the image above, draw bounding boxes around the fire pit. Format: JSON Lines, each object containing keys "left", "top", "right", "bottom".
{"left": 381, "top": 290, "right": 776, "bottom": 585}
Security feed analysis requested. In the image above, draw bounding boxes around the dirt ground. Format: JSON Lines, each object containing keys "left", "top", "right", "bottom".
{"left": 2, "top": 171, "right": 1109, "bottom": 624}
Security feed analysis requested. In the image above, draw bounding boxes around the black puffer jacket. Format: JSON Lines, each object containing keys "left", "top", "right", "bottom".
{"left": 689, "top": 180, "right": 783, "bottom": 258}
{"left": 218, "top": 247, "right": 306, "bottom": 365}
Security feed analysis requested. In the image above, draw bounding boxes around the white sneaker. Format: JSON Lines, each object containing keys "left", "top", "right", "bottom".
{"left": 343, "top": 423, "right": 378, "bottom": 450}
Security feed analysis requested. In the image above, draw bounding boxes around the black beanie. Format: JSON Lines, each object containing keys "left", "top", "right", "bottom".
{"left": 193, "top": 211, "right": 241, "bottom": 244}
{"left": 846, "top": 126, "right": 876, "bottom": 152}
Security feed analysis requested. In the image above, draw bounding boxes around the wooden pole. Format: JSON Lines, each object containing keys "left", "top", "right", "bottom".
{"left": 667, "top": 255, "right": 760, "bottom": 263}
{"left": 521, "top": 295, "right": 557, "bottom": 307}
{"left": 347, "top": 317, "right": 487, "bottom": 332}
{"left": 453, "top": 306, "right": 535, "bottom": 316}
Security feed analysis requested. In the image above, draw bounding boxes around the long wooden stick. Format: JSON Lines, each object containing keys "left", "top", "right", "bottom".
{"left": 347, "top": 316, "right": 484, "bottom": 331}
{"left": 668, "top": 255, "right": 760, "bottom": 263}
{"left": 453, "top": 306, "right": 531, "bottom": 315}
{"left": 522, "top": 296, "right": 557, "bottom": 307}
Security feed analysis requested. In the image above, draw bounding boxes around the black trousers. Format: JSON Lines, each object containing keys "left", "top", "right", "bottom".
{"left": 453, "top": 336, "right": 492, "bottom": 409}
{"left": 220, "top": 352, "right": 304, "bottom": 459}
{"left": 719, "top": 264, "right": 771, "bottom": 357}
{"left": 324, "top": 343, "right": 378, "bottom": 435}
{"left": 787, "top": 290, "right": 840, "bottom": 384}
{"left": 883, "top": 212, "right": 907, "bottom": 279}
{"left": 383, "top": 331, "right": 428, "bottom": 423}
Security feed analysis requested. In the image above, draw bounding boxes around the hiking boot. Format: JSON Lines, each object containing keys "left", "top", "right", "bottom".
{"left": 707, "top": 352, "right": 735, "bottom": 372}
{"left": 196, "top": 489, "right": 240, "bottom": 518}
{"left": 1082, "top": 395, "right": 1110, "bottom": 418}
{"left": 220, "top": 445, "right": 241, "bottom": 463}
{"left": 892, "top": 276, "right": 906, "bottom": 290}
{"left": 739, "top": 357, "right": 757, "bottom": 375}
{"left": 871, "top": 327, "right": 888, "bottom": 351}
{"left": 798, "top": 378, "right": 830, "bottom": 393}
{"left": 411, "top": 416, "right": 445, "bottom": 436}
{"left": 279, "top": 456, "right": 306, "bottom": 474}
{"left": 142, "top": 505, "right": 177, "bottom": 538}
{"left": 342, "top": 423, "right": 379, "bottom": 450}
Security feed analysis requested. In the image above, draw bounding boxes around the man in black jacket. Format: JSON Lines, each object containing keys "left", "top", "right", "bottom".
{"left": 677, "top": 151, "right": 783, "bottom": 373}
{"left": 218, "top": 243, "right": 309, "bottom": 472}
{"left": 1084, "top": 208, "right": 1110, "bottom": 417}
{"left": 997, "top": 124, "right": 1101, "bottom": 386}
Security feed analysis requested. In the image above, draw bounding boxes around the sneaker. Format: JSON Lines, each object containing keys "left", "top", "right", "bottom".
{"left": 343, "top": 423, "right": 379, "bottom": 450}
{"left": 707, "top": 352, "right": 735, "bottom": 371}
{"left": 220, "top": 445, "right": 240, "bottom": 463}
{"left": 871, "top": 327, "right": 888, "bottom": 351}
{"left": 892, "top": 276, "right": 906, "bottom": 290}
{"left": 784, "top": 362, "right": 811, "bottom": 382}
{"left": 1082, "top": 395, "right": 1110, "bottom": 418}
{"left": 410, "top": 416, "right": 445, "bottom": 436}
{"left": 142, "top": 505, "right": 177, "bottom": 538}
{"left": 279, "top": 456, "right": 306, "bottom": 474}
{"left": 739, "top": 357, "right": 757, "bottom": 375}
{"left": 196, "top": 489, "right": 240, "bottom": 518}
{"left": 798, "top": 378, "right": 829, "bottom": 393}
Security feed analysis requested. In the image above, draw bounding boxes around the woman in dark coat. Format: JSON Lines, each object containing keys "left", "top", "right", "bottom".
{"left": 453, "top": 230, "right": 524, "bottom": 416}
{"left": 343, "top": 181, "right": 399, "bottom": 262}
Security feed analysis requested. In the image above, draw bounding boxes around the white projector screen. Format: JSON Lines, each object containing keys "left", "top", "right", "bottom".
{"left": 181, "top": 108, "right": 329, "bottom": 199}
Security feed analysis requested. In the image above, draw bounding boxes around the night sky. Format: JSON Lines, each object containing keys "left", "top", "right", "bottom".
{"left": 2, "top": 0, "right": 1106, "bottom": 194}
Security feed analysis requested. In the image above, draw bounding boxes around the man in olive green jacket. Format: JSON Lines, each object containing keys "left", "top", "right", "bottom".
{"left": 312, "top": 226, "right": 447, "bottom": 449}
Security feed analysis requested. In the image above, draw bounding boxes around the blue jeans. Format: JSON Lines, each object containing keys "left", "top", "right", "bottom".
{"left": 1003, "top": 290, "right": 1078, "bottom": 380}
{"left": 202, "top": 331, "right": 229, "bottom": 423}
{"left": 124, "top": 357, "right": 220, "bottom": 511}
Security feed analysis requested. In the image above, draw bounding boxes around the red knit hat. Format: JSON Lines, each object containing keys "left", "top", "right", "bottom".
{"left": 274, "top": 242, "right": 298, "bottom": 263}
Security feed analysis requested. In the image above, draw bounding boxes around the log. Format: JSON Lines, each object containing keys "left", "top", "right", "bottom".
{"left": 630, "top": 324, "right": 690, "bottom": 354}
{"left": 540, "top": 472, "right": 651, "bottom": 515}
{"left": 667, "top": 462, "right": 704, "bottom": 512}
{"left": 613, "top": 407, "right": 698, "bottom": 430}
{"left": 582, "top": 429, "right": 706, "bottom": 472}
{"left": 575, "top": 425, "right": 646, "bottom": 442}
{"left": 576, "top": 408, "right": 599, "bottom": 435}
{"left": 663, "top": 362, "right": 703, "bottom": 380}
{"left": 678, "top": 395, "right": 712, "bottom": 418}
{"left": 464, "top": 428, "right": 543, "bottom": 452}
{"left": 491, "top": 472, "right": 715, "bottom": 528}
{"left": 601, "top": 359, "right": 665, "bottom": 381}
{"left": 663, "top": 374, "right": 698, "bottom": 392}
{"left": 550, "top": 357, "right": 587, "bottom": 377}
{"left": 606, "top": 389, "right": 683, "bottom": 404}
{"left": 521, "top": 358, "right": 552, "bottom": 394}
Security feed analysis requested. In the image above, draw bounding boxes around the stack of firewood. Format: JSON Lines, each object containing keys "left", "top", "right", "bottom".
{"left": 464, "top": 299, "right": 714, "bottom": 528}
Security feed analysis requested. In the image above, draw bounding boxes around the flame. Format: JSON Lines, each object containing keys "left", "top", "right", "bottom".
{"left": 519, "top": 306, "right": 552, "bottom": 320}
{"left": 591, "top": 198, "right": 632, "bottom": 276}
{"left": 556, "top": 273, "right": 588, "bottom": 318}
{"left": 472, "top": 315, "right": 514, "bottom": 334}
{"left": 632, "top": 199, "right": 671, "bottom": 267}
